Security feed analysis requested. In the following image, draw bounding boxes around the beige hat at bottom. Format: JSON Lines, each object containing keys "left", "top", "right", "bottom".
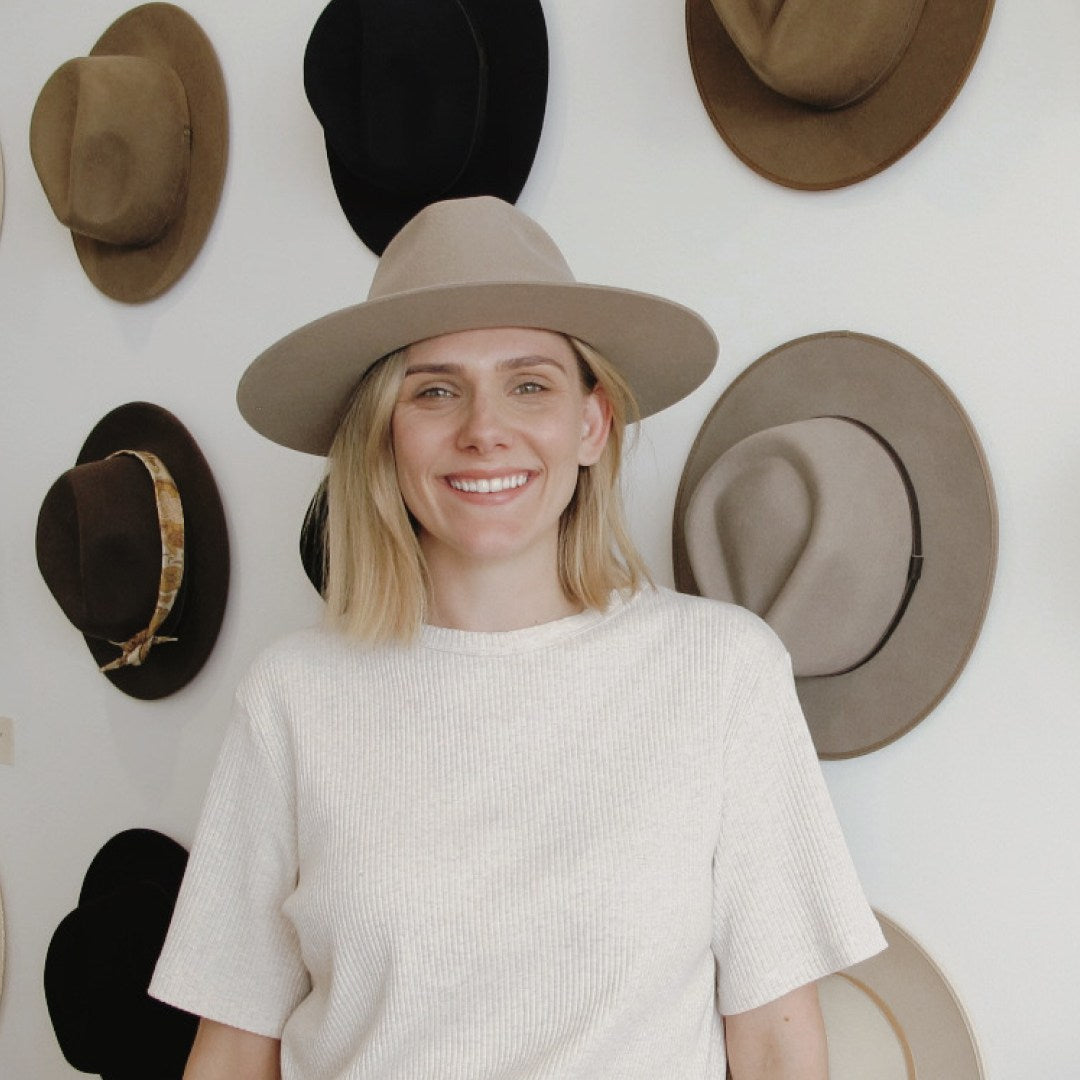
{"left": 822, "top": 910, "right": 984, "bottom": 1078}
{"left": 674, "top": 331, "right": 996, "bottom": 758}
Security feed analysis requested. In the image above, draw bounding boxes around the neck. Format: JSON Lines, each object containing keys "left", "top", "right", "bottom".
{"left": 421, "top": 541, "right": 581, "bottom": 633}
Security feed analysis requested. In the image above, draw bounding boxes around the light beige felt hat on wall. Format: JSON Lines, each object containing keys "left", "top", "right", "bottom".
{"left": 822, "top": 910, "right": 984, "bottom": 1078}
{"left": 238, "top": 195, "right": 718, "bottom": 455}
{"left": 29, "top": 3, "right": 228, "bottom": 302}
{"left": 685, "top": 0, "right": 994, "bottom": 189}
{"left": 673, "top": 332, "right": 997, "bottom": 759}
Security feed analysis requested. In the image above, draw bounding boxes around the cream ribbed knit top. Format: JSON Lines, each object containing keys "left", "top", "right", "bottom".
{"left": 151, "top": 587, "right": 884, "bottom": 1078}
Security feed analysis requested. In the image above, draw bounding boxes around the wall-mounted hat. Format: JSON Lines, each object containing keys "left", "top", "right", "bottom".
{"left": 673, "top": 332, "right": 996, "bottom": 758}
{"left": 29, "top": 3, "right": 228, "bottom": 302}
{"left": 300, "top": 479, "right": 329, "bottom": 596}
{"left": 822, "top": 910, "right": 984, "bottom": 1078}
{"left": 239, "top": 196, "right": 717, "bottom": 455}
{"left": 36, "top": 402, "right": 229, "bottom": 700}
{"left": 44, "top": 829, "right": 197, "bottom": 1079}
{"left": 304, "top": 0, "right": 548, "bottom": 255}
{"left": 685, "top": 0, "right": 994, "bottom": 189}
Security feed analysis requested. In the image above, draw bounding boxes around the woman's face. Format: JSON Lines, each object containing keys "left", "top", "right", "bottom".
{"left": 391, "top": 327, "right": 611, "bottom": 574}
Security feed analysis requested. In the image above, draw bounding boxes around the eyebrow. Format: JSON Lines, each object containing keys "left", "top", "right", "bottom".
{"left": 402, "top": 355, "right": 572, "bottom": 377}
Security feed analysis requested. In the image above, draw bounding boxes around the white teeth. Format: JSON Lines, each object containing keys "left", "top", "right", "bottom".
{"left": 449, "top": 473, "right": 529, "bottom": 494}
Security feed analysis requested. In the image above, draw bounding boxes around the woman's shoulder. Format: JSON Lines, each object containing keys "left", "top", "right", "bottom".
{"left": 635, "top": 585, "right": 776, "bottom": 637}
{"left": 238, "top": 623, "right": 382, "bottom": 691}
{"left": 629, "top": 586, "right": 788, "bottom": 670}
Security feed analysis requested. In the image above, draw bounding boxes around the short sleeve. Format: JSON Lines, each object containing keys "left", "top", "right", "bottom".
{"left": 149, "top": 667, "right": 310, "bottom": 1037}
{"left": 711, "top": 636, "right": 886, "bottom": 1015}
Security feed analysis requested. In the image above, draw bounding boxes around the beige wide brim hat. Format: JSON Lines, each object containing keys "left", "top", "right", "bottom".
{"left": 30, "top": 3, "right": 228, "bottom": 302}
{"left": 673, "top": 332, "right": 997, "bottom": 758}
{"left": 822, "top": 910, "right": 984, "bottom": 1078}
{"left": 685, "top": 0, "right": 994, "bottom": 190}
{"left": 239, "top": 196, "right": 718, "bottom": 455}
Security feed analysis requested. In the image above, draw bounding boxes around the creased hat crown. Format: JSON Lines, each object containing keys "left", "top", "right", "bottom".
{"left": 711, "top": 0, "right": 925, "bottom": 108}
{"left": 369, "top": 195, "right": 576, "bottom": 298}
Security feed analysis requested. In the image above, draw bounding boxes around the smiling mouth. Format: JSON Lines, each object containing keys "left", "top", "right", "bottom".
{"left": 447, "top": 472, "right": 530, "bottom": 494}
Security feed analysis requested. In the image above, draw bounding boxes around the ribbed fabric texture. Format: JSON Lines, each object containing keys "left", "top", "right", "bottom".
{"left": 150, "top": 586, "right": 885, "bottom": 1078}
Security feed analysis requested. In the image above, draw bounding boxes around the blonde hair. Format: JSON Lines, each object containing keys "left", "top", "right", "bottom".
{"left": 320, "top": 335, "right": 650, "bottom": 643}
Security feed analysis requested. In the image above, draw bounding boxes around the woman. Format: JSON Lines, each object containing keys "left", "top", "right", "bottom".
{"left": 151, "top": 196, "right": 885, "bottom": 1079}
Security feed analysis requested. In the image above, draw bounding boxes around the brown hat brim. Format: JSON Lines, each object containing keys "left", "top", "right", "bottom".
{"left": 686, "top": 0, "right": 994, "bottom": 189}
{"left": 74, "top": 3, "right": 228, "bottom": 302}
{"left": 673, "top": 332, "right": 997, "bottom": 758}
{"left": 73, "top": 403, "right": 230, "bottom": 699}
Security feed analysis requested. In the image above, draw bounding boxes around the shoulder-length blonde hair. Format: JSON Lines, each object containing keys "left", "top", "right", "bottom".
{"left": 317, "top": 335, "right": 650, "bottom": 643}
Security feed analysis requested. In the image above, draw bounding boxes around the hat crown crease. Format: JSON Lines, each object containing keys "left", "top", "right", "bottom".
{"left": 368, "top": 196, "right": 576, "bottom": 299}
{"left": 685, "top": 417, "right": 914, "bottom": 676}
{"left": 32, "top": 55, "right": 191, "bottom": 246}
{"left": 711, "top": 0, "right": 926, "bottom": 109}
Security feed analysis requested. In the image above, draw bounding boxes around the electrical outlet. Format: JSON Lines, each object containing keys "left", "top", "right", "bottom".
{"left": 0, "top": 716, "right": 13, "bottom": 765}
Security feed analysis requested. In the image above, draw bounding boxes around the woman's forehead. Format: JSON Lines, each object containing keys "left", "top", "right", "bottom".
{"left": 404, "top": 326, "right": 575, "bottom": 368}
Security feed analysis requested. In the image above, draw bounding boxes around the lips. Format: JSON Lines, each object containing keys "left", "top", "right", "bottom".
{"left": 446, "top": 472, "right": 530, "bottom": 494}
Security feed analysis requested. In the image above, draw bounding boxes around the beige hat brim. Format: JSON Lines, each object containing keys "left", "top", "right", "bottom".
{"left": 685, "top": 0, "right": 993, "bottom": 190}
{"left": 238, "top": 280, "right": 718, "bottom": 455}
{"left": 673, "top": 332, "right": 997, "bottom": 758}
{"left": 823, "top": 910, "right": 984, "bottom": 1078}
{"left": 74, "top": 3, "right": 228, "bottom": 302}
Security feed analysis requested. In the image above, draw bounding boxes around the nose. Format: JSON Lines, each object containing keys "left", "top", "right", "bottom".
{"left": 456, "top": 388, "right": 513, "bottom": 454}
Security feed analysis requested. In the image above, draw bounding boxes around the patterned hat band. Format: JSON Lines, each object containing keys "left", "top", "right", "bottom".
{"left": 99, "top": 450, "right": 186, "bottom": 672}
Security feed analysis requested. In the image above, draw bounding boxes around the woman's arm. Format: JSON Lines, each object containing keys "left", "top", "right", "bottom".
{"left": 724, "top": 982, "right": 828, "bottom": 1080}
{"left": 182, "top": 1018, "right": 282, "bottom": 1080}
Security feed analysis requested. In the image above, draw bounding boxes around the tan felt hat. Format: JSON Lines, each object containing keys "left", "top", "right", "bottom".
{"left": 30, "top": 3, "right": 228, "bottom": 302}
{"left": 238, "top": 195, "right": 718, "bottom": 455}
{"left": 673, "top": 332, "right": 997, "bottom": 759}
{"left": 685, "top": 0, "right": 994, "bottom": 190}
{"left": 822, "top": 911, "right": 984, "bottom": 1078}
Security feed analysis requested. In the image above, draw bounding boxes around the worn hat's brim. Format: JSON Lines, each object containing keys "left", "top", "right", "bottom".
{"left": 685, "top": 0, "right": 993, "bottom": 189}
{"left": 74, "top": 3, "right": 228, "bottom": 302}
{"left": 74, "top": 403, "right": 230, "bottom": 699}
{"left": 238, "top": 280, "right": 718, "bottom": 455}
{"left": 823, "top": 911, "right": 984, "bottom": 1078}
{"left": 313, "top": 0, "right": 549, "bottom": 255}
{"left": 673, "top": 332, "right": 997, "bottom": 758}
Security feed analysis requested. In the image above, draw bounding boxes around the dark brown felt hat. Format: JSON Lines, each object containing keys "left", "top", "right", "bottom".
{"left": 36, "top": 402, "right": 229, "bottom": 700}
{"left": 29, "top": 3, "right": 228, "bottom": 302}
{"left": 685, "top": 0, "right": 994, "bottom": 190}
{"left": 673, "top": 332, "right": 997, "bottom": 758}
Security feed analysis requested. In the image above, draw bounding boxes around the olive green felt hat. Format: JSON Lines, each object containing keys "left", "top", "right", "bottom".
{"left": 30, "top": 3, "right": 228, "bottom": 302}
{"left": 686, "top": 0, "right": 994, "bottom": 189}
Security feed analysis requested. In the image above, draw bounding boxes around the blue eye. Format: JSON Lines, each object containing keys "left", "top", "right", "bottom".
{"left": 417, "top": 385, "right": 453, "bottom": 399}
{"left": 515, "top": 380, "right": 546, "bottom": 394}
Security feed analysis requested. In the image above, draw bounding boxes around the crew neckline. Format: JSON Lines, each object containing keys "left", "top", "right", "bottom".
{"left": 419, "top": 588, "right": 640, "bottom": 656}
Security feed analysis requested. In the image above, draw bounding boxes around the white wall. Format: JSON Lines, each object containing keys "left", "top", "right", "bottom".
{"left": 2, "top": 1, "right": 1077, "bottom": 1076}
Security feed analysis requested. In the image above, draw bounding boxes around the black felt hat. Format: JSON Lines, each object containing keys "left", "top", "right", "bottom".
{"left": 44, "top": 829, "right": 197, "bottom": 1080}
{"left": 304, "top": 0, "right": 548, "bottom": 254}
